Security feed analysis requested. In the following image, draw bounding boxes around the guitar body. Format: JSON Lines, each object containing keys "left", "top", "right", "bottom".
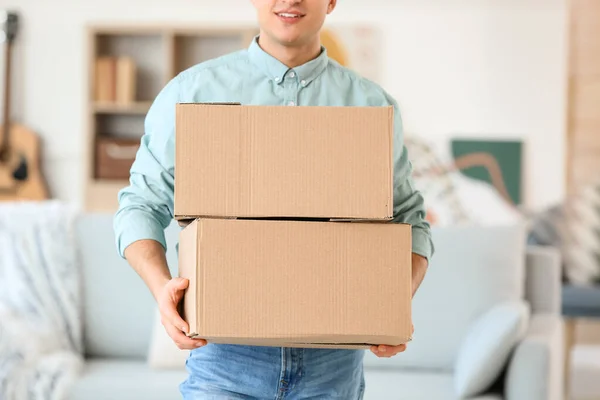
{"left": 0, "top": 10, "right": 50, "bottom": 202}
{"left": 0, "top": 123, "right": 49, "bottom": 201}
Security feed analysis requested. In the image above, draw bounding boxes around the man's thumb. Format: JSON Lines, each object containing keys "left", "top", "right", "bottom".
{"left": 172, "top": 277, "right": 189, "bottom": 290}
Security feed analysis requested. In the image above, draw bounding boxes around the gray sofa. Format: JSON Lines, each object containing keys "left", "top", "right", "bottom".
{"left": 68, "top": 213, "right": 564, "bottom": 400}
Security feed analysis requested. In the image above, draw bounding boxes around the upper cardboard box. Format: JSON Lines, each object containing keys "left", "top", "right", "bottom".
{"left": 174, "top": 103, "right": 394, "bottom": 220}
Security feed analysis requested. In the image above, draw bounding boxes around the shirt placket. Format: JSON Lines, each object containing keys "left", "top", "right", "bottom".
{"left": 283, "top": 70, "right": 300, "bottom": 106}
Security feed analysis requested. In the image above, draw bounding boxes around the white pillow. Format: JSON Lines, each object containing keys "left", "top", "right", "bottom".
{"left": 147, "top": 308, "right": 190, "bottom": 369}
{"left": 454, "top": 300, "right": 530, "bottom": 398}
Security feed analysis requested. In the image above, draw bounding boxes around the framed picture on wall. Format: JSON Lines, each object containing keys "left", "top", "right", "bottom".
{"left": 450, "top": 138, "right": 524, "bottom": 207}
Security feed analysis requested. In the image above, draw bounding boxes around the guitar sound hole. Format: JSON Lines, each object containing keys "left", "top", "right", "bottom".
{"left": 12, "top": 155, "right": 28, "bottom": 181}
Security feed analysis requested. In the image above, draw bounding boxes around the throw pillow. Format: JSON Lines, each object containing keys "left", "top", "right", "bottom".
{"left": 454, "top": 300, "right": 530, "bottom": 398}
{"left": 528, "top": 181, "right": 600, "bottom": 285}
{"left": 147, "top": 308, "right": 190, "bottom": 369}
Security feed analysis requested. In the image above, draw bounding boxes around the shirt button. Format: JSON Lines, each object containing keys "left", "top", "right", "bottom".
{"left": 274, "top": 77, "right": 281, "bottom": 83}
{"left": 289, "top": 71, "right": 296, "bottom": 78}
{"left": 288, "top": 101, "right": 296, "bottom": 106}
{"left": 300, "top": 80, "right": 307, "bottom": 86}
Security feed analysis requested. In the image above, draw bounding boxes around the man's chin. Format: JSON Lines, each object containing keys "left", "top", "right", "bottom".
{"left": 268, "top": 28, "right": 304, "bottom": 45}
{"left": 276, "top": 34, "right": 306, "bottom": 47}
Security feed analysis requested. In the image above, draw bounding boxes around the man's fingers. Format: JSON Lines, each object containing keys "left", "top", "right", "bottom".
{"left": 162, "top": 278, "right": 190, "bottom": 332}
{"left": 164, "top": 323, "right": 206, "bottom": 350}
{"left": 161, "top": 301, "right": 189, "bottom": 334}
{"left": 170, "top": 277, "right": 189, "bottom": 293}
{"left": 167, "top": 278, "right": 189, "bottom": 303}
{"left": 370, "top": 344, "right": 407, "bottom": 357}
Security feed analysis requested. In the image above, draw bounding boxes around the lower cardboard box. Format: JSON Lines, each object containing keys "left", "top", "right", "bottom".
{"left": 178, "top": 218, "right": 413, "bottom": 349}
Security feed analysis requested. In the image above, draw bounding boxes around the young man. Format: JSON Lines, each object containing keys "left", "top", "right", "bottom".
{"left": 113, "top": 0, "right": 434, "bottom": 398}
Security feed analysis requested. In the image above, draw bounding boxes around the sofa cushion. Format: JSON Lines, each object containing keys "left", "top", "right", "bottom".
{"left": 363, "top": 224, "right": 526, "bottom": 371}
{"left": 147, "top": 308, "right": 190, "bottom": 369}
{"left": 75, "top": 213, "right": 182, "bottom": 359}
{"left": 68, "top": 359, "right": 188, "bottom": 400}
{"left": 364, "top": 369, "right": 503, "bottom": 400}
{"left": 454, "top": 300, "right": 530, "bottom": 397}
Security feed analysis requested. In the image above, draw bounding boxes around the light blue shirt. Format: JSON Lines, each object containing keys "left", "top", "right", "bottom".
{"left": 114, "top": 36, "right": 434, "bottom": 261}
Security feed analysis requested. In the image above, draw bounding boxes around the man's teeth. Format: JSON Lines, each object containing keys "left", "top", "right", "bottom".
{"left": 279, "top": 13, "right": 300, "bottom": 18}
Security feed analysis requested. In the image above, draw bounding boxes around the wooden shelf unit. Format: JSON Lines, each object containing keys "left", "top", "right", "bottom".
{"left": 93, "top": 101, "right": 153, "bottom": 115}
{"left": 84, "top": 24, "right": 258, "bottom": 212}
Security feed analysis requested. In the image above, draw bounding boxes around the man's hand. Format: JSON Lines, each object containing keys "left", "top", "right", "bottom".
{"left": 370, "top": 343, "right": 407, "bottom": 357}
{"left": 124, "top": 240, "right": 207, "bottom": 351}
{"left": 370, "top": 324, "right": 414, "bottom": 357}
{"left": 157, "top": 277, "right": 207, "bottom": 350}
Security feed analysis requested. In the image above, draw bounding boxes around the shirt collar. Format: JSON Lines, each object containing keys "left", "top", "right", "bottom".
{"left": 247, "top": 35, "right": 329, "bottom": 87}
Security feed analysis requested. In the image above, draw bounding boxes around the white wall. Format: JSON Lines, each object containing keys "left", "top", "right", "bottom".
{"left": 0, "top": 0, "right": 567, "bottom": 211}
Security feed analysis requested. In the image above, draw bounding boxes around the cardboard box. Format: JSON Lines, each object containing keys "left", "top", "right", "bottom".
{"left": 178, "top": 218, "right": 412, "bottom": 349}
{"left": 174, "top": 103, "right": 394, "bottom": 221}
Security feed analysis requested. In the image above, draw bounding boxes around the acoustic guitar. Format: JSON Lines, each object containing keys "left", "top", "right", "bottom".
{"left": 0, "top": 10, "right": 49, "bottom": 201}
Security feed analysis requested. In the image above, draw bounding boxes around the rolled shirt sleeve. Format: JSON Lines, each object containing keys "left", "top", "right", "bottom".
{"left": 113, "top": 76, "right": 181, "bottom": 258}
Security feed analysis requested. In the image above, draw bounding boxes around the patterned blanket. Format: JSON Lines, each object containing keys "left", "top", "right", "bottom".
{"left": 0, "top": 201, "right": 83, "bottom": 400}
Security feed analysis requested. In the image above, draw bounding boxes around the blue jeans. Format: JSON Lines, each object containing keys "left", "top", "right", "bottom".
{"left": 179, "top": 343, "right": 366, "bottom": 399}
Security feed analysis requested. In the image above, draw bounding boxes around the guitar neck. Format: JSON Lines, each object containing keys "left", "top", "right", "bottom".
{"left": 0, "top": 39, "right": 12, "bottom": 159}
{"left": 0, "top": 10, "right": 17, "bottom": 161}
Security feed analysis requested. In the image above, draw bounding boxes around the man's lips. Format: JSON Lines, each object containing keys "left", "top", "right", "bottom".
{"left": 275, "top": 11, "right": 305, "bottom": 23}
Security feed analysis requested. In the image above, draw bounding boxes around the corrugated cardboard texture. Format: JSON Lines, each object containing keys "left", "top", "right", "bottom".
{"left": 178, "top": 218, "right": 412, "bottom": 348}
{"left": 174, "top": 104, "right": 394, "bottom": 220}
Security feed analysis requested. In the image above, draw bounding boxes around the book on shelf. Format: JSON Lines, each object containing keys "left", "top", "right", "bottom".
{"left": 95, "top": 56, "right": 137, "bottom": 104}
